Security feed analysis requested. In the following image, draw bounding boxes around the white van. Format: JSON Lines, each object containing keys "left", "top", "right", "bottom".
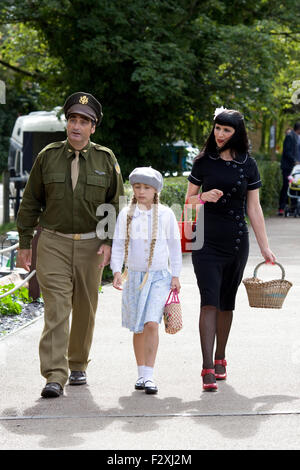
{"left": 8, "top": 107, "right": 66, "bottom": 180}
{"left": 7, "top": 108, "right": 66, "bottom": 216}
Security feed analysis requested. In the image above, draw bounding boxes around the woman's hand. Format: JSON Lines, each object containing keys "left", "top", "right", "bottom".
{"left": 201, "top": 189, "right": 223, "bottom": 203}
{"left": 261, "top": 247, "right": 276, "bottom": 264}
{"left": 186, "top": 189, "right": 223, "bottom": 205}
{"left": 113, "top": 272, "right": 123, "bottom": 290}
{"left": 171, "top": 277, "right": 181, "bottom": 293}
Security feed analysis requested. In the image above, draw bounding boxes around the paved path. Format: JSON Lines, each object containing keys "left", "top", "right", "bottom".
{"left": 0, "top": 217, "right": 299, "bottom": 450}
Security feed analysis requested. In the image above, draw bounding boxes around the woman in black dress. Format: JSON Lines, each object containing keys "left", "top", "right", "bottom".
{"left": 186, "top": 109, "right": 276, "bottom": 392}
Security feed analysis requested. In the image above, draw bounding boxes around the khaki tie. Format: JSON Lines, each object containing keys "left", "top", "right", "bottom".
{"left": 71, "top": 150, "right": 80, "bottom": 190}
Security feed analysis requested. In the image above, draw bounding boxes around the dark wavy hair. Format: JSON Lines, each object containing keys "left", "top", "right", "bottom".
{"left": 196, "top": 109, "right": 249, "bottom": 160}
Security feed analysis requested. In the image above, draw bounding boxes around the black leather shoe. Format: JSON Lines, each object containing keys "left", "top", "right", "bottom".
{"left": 135, "top": 377, "right": 145, "bottom": 390}
{"left": 144, "top": 380, "right": 158, "bottom": 395}
{"left": 69, "top": 371, "right": 87, "bottom": 386}
{"left": 41, "top": 382, "right": 63, "bottom": 398}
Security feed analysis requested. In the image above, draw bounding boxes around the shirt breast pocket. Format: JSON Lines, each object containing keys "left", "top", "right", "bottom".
{"left": 85, "top": 174, "right": 109, "bottom": 203}
{"left": 43, "top": 173, "right": 66, "bottom": 199}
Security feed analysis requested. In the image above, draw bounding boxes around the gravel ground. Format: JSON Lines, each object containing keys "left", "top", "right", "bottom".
{"left": 0, "top": 301, "right": 44, "bottom": 338}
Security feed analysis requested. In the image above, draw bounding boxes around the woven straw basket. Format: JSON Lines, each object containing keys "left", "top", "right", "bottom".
{"left": 243, "top": 261, "right": 292, "bottom": 309}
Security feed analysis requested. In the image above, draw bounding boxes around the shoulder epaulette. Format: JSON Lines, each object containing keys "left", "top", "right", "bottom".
{"left": 93, "top": 143, "right": 115, "bottom": 158}
{"left": 40, "top": 141, "right": 66, "bottom": 153}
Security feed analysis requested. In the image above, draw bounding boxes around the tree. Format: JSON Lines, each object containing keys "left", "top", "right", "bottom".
{"left": 0, "top": 0, "right": 300, "bottom": 175}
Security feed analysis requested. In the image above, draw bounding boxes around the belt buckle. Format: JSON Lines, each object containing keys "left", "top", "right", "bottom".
{"left": 73, "top": 234, "right": 81, "bottom": 240}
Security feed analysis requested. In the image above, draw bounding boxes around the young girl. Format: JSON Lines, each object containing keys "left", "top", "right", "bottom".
{"left": 111, "top": 167, "right": 182, "bottom": 394}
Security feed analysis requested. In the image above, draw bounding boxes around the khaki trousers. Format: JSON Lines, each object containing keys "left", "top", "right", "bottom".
{"left": 36, "top": 230, "right": 103, "bottom": 387}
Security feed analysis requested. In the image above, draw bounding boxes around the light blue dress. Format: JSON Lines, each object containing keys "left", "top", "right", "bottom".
{"left": 122, "top": 269, "right": 172, "bottom": 333}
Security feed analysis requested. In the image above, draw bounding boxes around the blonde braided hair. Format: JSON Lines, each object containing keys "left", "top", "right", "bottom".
{"left": 121, "top": 194, "right": 137, "bottom": 282}
{"left": 122, "top": 192, "right": 159, "bottom": 289}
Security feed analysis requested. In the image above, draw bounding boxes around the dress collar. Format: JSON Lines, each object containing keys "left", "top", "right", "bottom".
{"left": 132, "top": 204, "right": 163, "bottom": 218}
{"left": 209, "top": 152, "right": 248, "bottom": 164}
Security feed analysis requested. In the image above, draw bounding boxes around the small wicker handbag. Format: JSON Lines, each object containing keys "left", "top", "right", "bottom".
{"left": 243, "top": 261, "right": 292, "bottom": 309}
{"left": 163, "top": 289, "right": 183, "bottom": 334}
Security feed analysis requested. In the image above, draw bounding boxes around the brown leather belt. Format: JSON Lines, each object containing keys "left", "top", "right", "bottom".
{"left": 42, "top": 228, "right": 97, "bottom": 240}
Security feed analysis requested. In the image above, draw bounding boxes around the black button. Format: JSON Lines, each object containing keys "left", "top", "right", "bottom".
{"left": 235, "top": 215, "right": 240, "bottom": 220}
{"left": 240, "top": 175, "right": 244, "bottom": 179}
{"left": 233, "top": 164, "right": 237, "bottom": 168}
{"left": 235, "top": 246, "right": 239, "bottom": 251}
{"left": 226, "top": 193, "right": 231, "bottom": 197}
{"left": 239, "top": 168, "right": 243, "bottom": 172}
{"left": 226, "top": 161, "right": 230, "bottom": 166}
{"left": 236, "top": 239, "right": 241, "bottom": 243}
{"left": 221, "top": 198, "right": 226, "bottom": 203}
{"left": 229, "top": 210, "right": 234, "bottom": 215}
{"left": 232, "top": 187, "right": 237, "bottom": 192}
{"left": 237, "top": 181, "right": 242, "bottom": 185}
{"left": 239, "top": 222, "right": 243, "bottom": 227}
{"left": 238, "top": 231, "right": 243, "bottom": 235}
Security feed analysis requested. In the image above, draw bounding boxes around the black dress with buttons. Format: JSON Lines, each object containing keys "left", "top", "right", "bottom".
{"left": 188, "top": 153, "right": 261, "bottom": 311}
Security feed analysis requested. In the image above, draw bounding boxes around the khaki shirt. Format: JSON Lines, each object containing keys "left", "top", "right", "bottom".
{"left": 17, "top": 139, "right": 124, "bottom": 249}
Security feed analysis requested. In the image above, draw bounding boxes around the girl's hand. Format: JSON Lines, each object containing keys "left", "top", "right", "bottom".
{"left": 113, "top": 272, "right": 123, "bottom": 290}
{"left": 171, "top": 277, "right": 181, "bottom": 293}
{"left": 261, "top": 247, "right": 276, "bottom": 264}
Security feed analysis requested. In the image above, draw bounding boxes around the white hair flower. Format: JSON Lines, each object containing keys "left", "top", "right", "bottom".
{"left": 214, "top": 106, "right": 228, "bottom": 119}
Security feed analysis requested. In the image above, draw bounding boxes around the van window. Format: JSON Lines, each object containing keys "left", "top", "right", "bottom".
{"left": 15, "top": 150, "right": 21, "bottom": 175}
{"left": 8, "top": 146, "right": 16, "bottom": 169}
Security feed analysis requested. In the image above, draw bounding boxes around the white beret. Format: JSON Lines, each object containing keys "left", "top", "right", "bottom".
{"left": 129, "top": 167, "right": 163, "bottom": 192}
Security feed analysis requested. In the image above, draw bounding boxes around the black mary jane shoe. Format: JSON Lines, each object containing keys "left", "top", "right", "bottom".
{"left": 135, "top": 377, "right": 145, "bottom": 390}
{"left": 41, "top": 382, "right": 63, "bottom": 398}
{"left": 69, "top": 371, "right": 87, "bottom": 386}
{"left": 144, "top": 380, "right": 158, "bottom": 395}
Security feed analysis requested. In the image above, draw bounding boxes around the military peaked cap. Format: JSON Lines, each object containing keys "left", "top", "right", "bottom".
{"left": 63, "top": 92, "right": 103, "bottom": 126}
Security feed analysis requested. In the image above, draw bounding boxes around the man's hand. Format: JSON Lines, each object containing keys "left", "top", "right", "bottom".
{"left": 16, "top": 249, "right": 32, "bottom": 272}
{"left": 97, "top": 244, "right": 112, "bottom": 268}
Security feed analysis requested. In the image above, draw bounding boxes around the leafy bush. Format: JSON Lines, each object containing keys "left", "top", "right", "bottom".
{"left": 257, "top": 160, "right": 281, "bottom": 211}
{"left": 0, "top": 283, "right": 32, "bottom": 316}
{"left": 160, "top": 176, "right": 188, "bottom": 210}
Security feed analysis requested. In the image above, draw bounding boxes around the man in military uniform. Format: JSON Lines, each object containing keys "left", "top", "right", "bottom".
{"left": 16, "top": 92, "right": 124, "bottom": 398}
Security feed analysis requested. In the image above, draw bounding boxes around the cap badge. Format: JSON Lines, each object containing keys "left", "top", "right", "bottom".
{"left": 79, "top": 95, "right": 89, "bottom": 105}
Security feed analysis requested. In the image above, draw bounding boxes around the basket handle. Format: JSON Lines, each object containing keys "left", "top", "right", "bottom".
{"left": 253, "top": 261, "right": 285, "bottom": 280}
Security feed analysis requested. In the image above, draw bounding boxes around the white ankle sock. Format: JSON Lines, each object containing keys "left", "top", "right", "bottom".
{"left": 143, "top": 366, "right": 154, "bottom": 384}
{"left": 137, "top": 365, "right": 145, "bottom": 379}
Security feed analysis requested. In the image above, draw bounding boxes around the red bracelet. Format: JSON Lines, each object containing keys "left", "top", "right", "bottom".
{"left": 197, "top": 193, "right": 206, "bottom": 205}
